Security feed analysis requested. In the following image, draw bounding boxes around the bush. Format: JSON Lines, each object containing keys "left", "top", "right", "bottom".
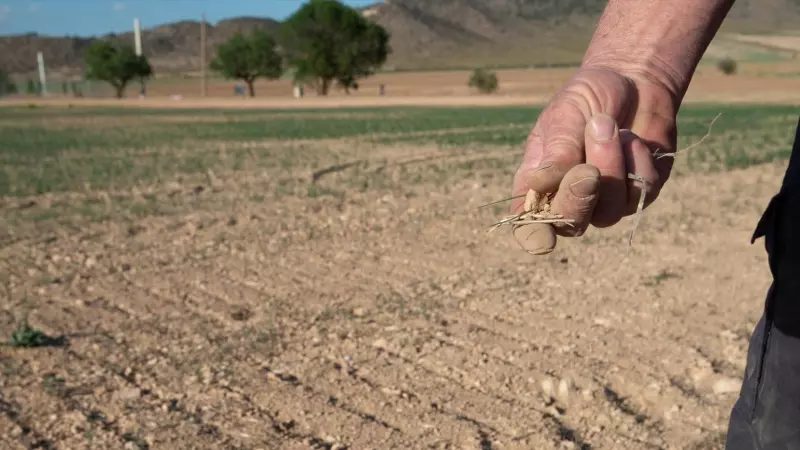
{"left": 468, "top": 68, "right": 498, "bottom": 94}
{"left": 717, "top": 58, "right": 737, "bottom": 75}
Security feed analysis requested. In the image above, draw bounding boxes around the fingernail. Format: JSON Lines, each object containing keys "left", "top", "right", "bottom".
{"left": 569, "top": 176, "right": 599, "bottom": 199}
{"left": 590, "top": 115, "right": 616, "bottom": 142}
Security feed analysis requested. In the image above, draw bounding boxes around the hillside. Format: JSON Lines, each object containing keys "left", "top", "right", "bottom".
{"left": 2, "top": 0, "right": 800, "bottom": 75}
{"left": 0, "top": 17, "right": 278, "bottom": 76}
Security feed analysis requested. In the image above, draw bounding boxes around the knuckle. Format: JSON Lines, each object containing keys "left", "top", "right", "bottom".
{"left": 545, "top": 133, "right": 584, "bottom": 161}
{"left": 562, "top": 80, "right": 603, "bottom": 116}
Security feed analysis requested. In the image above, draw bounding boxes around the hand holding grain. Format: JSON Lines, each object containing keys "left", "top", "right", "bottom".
{"left": 510, "top": 67, "right": 679, "bottom": 255}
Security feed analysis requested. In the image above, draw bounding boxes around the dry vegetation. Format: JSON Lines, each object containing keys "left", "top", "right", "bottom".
{"left": 0, "top": 99, "right": 798, "bottom": 450}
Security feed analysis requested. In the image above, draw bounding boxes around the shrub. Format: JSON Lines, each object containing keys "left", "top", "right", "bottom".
{"left": 468, "top": 68, "right": 498, "bottom": 94}
{"left": 717, "top": 58, "right": 737, "bottom": 75}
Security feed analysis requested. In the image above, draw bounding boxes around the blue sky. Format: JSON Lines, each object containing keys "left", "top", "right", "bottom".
{"left": 0, "top": 0, "right": 378, "bottom": 36}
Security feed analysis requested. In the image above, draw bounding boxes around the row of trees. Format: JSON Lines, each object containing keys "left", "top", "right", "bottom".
{"left": 80, "top": 0, "right": 390, "bottom": 98}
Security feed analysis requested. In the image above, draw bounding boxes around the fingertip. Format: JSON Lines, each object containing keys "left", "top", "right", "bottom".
{"left": 585, "top": 115, "right": 627, "bottom": 228}
{"left": 562, "top": 163, "right": 601, "bottom": 194}
{"left": 619, "top": 129, "right": 636, "bottom": 145}
{"left": 513, "top": 223, "right": 557, "bottom": 255}
{"left": 551, "top": 164, "right": 601, "bottom": 237}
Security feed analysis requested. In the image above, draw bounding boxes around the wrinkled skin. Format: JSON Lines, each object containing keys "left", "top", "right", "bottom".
{"left": 510, "top": 66, "right": 680, "bottom": 255}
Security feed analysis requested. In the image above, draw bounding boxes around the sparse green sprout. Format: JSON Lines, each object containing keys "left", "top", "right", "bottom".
{"left": 3, "top": 314, "right": 65, "bottom": 348}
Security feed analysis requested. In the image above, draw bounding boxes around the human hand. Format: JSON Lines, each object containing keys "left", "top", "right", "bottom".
{"left": 510, "top": 66, "right": 679, "bottom": 255}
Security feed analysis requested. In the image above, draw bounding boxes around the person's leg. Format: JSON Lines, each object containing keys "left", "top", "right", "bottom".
{"left": 725, "top": 117, "right": 800, "bottom": 449}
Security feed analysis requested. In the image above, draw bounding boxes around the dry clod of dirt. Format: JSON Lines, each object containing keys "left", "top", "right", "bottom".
{"left": 487, "top": 189, "right": 575, "bottom": 233}
{"left": 713, "top": 377, "right": 743, "bottom": 395}
{"left": 541, "top": 377, "right": 556, "bottom": 402}
{"left": 557, "top": 378, "right": 572, "bottom": 405}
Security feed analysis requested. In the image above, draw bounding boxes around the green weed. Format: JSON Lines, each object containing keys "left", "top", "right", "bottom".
{"left": 2, "top": 314, "right": 66, "bottom": 348}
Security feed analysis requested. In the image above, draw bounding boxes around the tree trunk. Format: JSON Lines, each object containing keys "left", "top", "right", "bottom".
{"left": 246, "top": 79, "right": 255, "bottom": 97}
{"left": 114, "top": 83, "right": 126, "bottom": 99}
{"left": 316, "top": 78, "right": 331, "bottom": 96}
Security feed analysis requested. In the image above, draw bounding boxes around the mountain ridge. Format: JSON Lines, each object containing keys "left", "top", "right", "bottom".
{"left": 2, "top": 0, "right": 799, "bottom": 75}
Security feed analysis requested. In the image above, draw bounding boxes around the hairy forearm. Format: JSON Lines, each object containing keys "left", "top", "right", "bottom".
{"left": 582, "top": 0, "right": 736, "bottom": 101}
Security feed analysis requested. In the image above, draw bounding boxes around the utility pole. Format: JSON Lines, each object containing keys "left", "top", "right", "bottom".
{"left": 134, "top": 18, "right": 142, "bottom": 56}
{"left": 200, "top": 12, "right": 207, "bottom": 97}
{"left": 134, "top": 18, "right": 146, "bottom": 97}
{"left": 36, "top": 51, "right": 48, "bottom": 96}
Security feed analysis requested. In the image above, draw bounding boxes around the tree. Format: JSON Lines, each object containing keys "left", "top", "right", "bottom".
{"left": 210, "top": 28, "right": 283, "bottom": 98}
{"left": 468, "top": 68, "right": 499, "bottom": 94}
{"left": 84, "top": 40, "right": 153, "bottom": 98}
{"left": 336, "top": 74, "right": 359, "bottom": 94}
{"left": 278, "top": 0, "right": 390, "bottom": 96}
{"left": 0, "top": 70, "right": 17, "bottom": 96}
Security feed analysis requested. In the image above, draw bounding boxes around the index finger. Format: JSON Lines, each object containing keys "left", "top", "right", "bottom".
{"left": 526, "top": 100, "right": 588, "bottom": 194}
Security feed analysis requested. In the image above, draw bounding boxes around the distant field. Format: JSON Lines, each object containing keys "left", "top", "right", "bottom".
{"left": 1, "top": 104, "right": 797, "bottom": 198}
{"left": 9, "top": 53, "right": 800, "bottom": 103}
{"left": 0, "top": 103, "right": 798, "bottom": 449}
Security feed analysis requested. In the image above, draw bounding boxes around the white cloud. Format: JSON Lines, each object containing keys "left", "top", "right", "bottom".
{"left": 0, "top": 5, "right": 11, "bottom": 22}
{"left": 112, "top": 1, "right": 125, "bottom": 11}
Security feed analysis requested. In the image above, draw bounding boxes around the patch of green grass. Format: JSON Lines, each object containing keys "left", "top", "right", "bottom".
{"left": 0, "top": 103, "right": 795, "bottom": 198}
{"left": 0, "top": 105, "right": 547, "bottom": 156}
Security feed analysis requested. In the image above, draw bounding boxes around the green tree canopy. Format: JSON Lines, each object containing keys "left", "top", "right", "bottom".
{"left": 278, "top": 0, "right": 390, "bottom": 96}
{"left": 84, "top": 40, "right": 153, "bottom": 98}
{"left": 210, "top": 28, "right": 283, "bottom": 97}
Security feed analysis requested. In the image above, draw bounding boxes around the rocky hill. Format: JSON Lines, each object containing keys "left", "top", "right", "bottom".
{"left": 2, "top": 0, "right": 799, "bottom": 75}
{"left": 0, "top": 17, "right": 278, "bottom": 76}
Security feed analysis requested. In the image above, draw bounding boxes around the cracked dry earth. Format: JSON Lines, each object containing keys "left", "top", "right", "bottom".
{"left": 0, "top": 148, "right": 784, "bottom": 450}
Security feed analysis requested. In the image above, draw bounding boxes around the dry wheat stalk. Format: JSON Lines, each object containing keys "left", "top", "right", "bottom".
{"left": 483, "top": 113, "right": 722, "bottom": 248}
{"left": 485, "top": 189, "right": 576, "bottom": 233}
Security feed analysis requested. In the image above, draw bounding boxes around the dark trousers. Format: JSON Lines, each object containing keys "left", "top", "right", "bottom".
{"left": 725, "top": 117, "right": 800, "bottom": 449}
